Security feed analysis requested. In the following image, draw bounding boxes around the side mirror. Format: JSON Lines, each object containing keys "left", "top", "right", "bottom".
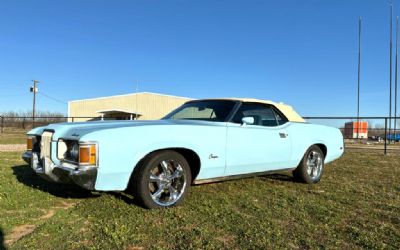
{"left": 242, "top": 117, "right": 255, "bottom": 125}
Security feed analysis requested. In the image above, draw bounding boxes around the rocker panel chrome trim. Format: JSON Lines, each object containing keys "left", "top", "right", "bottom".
{"left": 193, "top": 167, "right": 295, "bottom": 185}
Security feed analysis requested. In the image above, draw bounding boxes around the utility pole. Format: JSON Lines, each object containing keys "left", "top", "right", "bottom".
{"left": 30, "top": 80, "right": 39, "bottom": 126}
{"left": 389, "top": 2, "right": 393, "bottom": 142}
{"left": 357, "top": 17, "right": 362, "bottom": 140}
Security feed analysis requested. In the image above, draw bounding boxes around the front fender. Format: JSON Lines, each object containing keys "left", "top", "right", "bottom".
{"left": 79, "top": 128, "right": 211, "bottom": 191}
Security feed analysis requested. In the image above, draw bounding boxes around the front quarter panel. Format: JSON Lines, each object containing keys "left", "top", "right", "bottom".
{"left": 79, "top": 123, "right": 228, "bottom": 191}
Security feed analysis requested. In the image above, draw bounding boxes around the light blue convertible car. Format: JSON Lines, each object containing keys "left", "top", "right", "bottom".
{"left": 22, "top": 98, "right": 344, "bottom": 208}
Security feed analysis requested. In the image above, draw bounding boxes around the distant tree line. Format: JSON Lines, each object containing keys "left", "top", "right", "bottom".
{"left": 1, "top": 110, "right": 65, "bottom": 118}
{"left": 0, "top": 111, "right": 67, "bottom": 129}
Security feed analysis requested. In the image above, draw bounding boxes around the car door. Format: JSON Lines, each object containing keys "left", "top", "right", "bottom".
{"left": 225, "top": 103, "right": 292, "bottom": 176}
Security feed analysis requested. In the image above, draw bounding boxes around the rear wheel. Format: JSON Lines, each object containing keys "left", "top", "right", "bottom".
{"left": 293, "top": 145, "right": 324, "bottom": 184}
{"left": 131, "top": 150, "right": 192, "bottom": 209}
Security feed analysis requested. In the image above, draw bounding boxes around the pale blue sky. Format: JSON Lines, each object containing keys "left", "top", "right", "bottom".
{"left": 0, "top": 0, "right": 399, "bottom": 117}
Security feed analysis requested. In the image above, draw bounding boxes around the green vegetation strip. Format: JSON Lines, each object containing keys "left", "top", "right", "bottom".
{"left": 0, "top": 152, "right": 399, "bottom": 249}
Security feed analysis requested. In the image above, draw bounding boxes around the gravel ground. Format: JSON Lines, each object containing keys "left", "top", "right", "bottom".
{"left": 0, "top": 144, "right": 25, "bottom": 152}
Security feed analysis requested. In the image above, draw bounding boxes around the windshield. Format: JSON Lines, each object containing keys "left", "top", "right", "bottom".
{"left": 163, "top": 100, "right": 237, "bottom": 122}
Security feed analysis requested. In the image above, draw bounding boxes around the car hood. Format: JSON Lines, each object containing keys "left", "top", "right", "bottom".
{"left": 28, "top": 119, "right": 226, "bottom": 140}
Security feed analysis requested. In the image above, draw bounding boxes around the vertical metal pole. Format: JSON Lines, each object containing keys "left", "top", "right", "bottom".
{"left": 72, "top": 117, "right": 74, "bottom": 123}
{"left": 357, "top": 17, "right": 362, "bottom": 140}
{"left": 389, "top": 3, "right": 393, "bottom": 143}
{"left": 1, "top": 116, "right": 3, "bottom": 133}
{"left": 395, "top": 16, "right": 399, "bottom": 142}
{"left": 136, "top": 80, "right": 139, "bottom": 113}
{"left": 384, "top": 118, "right": 388, "bottom": 155}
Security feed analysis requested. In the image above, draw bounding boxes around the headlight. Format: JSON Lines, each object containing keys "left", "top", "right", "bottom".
{"left": 58, "top": 140, "right": 97, "bottom": 166}
{"left": 58, "top": 140, "right": 79, "bottom": 163}
{"left": 70, "top": 143, "right": 79, "bottom": 162}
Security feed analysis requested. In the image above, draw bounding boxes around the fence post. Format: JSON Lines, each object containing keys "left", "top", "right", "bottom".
{"left": 1, "top": 116, "right": 3, "bottom": 133}
{"left": 384, "top": 118, "right": 387, "bottom": 155}
{"left": 72, "top": 117, "right": 74, "bottom": 123}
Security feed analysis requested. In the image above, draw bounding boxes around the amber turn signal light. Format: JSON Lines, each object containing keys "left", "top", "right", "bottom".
{"left": 79, "top": 144, "right": 97, "bottom": 165}
{"left": 27, "top": 137, "right": 33, "bottom": 151}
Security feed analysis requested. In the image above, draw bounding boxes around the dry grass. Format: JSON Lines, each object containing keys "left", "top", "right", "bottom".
{"left": 0, "top": 128, "right": 27, "bottom": 145}
{"left": 0, "top": 151, "right": 399, "bottom": 249}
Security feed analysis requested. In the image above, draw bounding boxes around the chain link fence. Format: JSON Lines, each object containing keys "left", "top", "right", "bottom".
{"left": 304, "top": 116, "right": 399, "bottom": 155}
{"left": 1, "top": 115, "right": 399, "bottom": 154}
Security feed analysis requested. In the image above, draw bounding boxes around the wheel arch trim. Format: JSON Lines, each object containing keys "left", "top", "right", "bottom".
{"left": 126, "top": 146, "right": 202, "bottom": 190}
{"left": 296, "top": 142, "right": 328, "bottom": 167}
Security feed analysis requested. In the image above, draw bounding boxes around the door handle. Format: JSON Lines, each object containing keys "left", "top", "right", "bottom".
{"left": 279, "top": 132, "right": 288, "bottom": 138}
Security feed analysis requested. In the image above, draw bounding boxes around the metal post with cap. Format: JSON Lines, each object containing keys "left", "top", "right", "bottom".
{"left": 395, "top": 16, "right": 399, "bottom": 142}
{"left": 357, "top": 17, "right": 362, "bottom": 140}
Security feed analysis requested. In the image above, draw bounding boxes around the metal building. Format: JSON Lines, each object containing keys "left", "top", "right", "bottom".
{"left": 68, "top": 92, "right": 191, "bottom": 122}
{"left": 344, "top": 121, "right": 368, "bottom": 139}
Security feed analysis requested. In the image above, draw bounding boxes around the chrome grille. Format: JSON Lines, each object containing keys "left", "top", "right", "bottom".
{"left": 40, "top": 131, "right": 53, "bottom": 159}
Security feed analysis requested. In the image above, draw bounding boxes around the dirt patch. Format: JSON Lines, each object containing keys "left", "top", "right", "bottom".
{"left": 53, "top": 201, "right": 77, "bottom": 210}
{"left": 5, "top": 201, "right": 78, "bottom": 246}
{"left": 38, "top": 209, "right": 56, "bottom": 220}
{"left": 216, "top": 234, "right": 236, "bottom": 248}
{"left": 126, "top": 246, "right": 144, "bottom": 250}
{"left": 0, "top": 144, "right": 25, "bottom": 152}
{"left": 5, "top": 224, "right": 36, "bottom": 245}
{"left": 38, "top": 201, "right": 77, "bottom": 220}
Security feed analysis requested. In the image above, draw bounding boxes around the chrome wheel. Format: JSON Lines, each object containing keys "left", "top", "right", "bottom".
{"left": 148, "top": 159, "right": 187, "bottom": 207}
{"left": 306, "top": 150, "right": 323, "bottom": 179}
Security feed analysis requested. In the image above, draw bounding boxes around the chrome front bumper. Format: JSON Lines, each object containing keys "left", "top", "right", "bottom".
{"left": 22, "top": 151, "right": 97, "bottom": 190}
{"left": 22, "top": 151, "right": 33, "bottom": 164}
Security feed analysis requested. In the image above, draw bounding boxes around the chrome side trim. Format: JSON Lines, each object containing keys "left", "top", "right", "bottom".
{"left": 193, "top": 168, "right": 295, "bottom": 185}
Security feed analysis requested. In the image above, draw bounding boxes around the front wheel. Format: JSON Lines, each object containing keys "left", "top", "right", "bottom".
{"left": 131, "top": 150, "right": 192, "bottom": 209}
{"left": 293, "top": 145, "right": 324, "bottom": 184}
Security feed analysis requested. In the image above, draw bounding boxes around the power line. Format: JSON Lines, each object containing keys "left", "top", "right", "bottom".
{"left": 0, "top": 83, "right": 20, "bottom": 86}
{"left": 38, "top": 92, "right": 67, "bottom": 104}
{"left": 0, "top": 93, "right": 27, "bottom": 96}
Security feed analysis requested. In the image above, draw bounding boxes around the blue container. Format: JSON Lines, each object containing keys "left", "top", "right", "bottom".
{"left": 387, "top": 134, "right": 400, "bottom": 141}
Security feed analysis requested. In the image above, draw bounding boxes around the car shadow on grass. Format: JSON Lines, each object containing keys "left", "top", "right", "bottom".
{"left": 260, "top": 173, "right": 296, "bottom": 182}
{"left": 0, "top": 227, "right": 5, "bottom": 250}
{"left": 12, "top": 165, "right": 97, "bottom": 199}
{"left": 110, "top": 192, "right": 139, "bottom": 206}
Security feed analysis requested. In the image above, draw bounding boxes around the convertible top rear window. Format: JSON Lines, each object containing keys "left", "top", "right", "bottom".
{"left": 163, "top": 100, "right": 236, "bottom": 122}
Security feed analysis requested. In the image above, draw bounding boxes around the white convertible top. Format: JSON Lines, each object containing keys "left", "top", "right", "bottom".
{"left": 217, "top": 98, "right": 306, "bottom": 123}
